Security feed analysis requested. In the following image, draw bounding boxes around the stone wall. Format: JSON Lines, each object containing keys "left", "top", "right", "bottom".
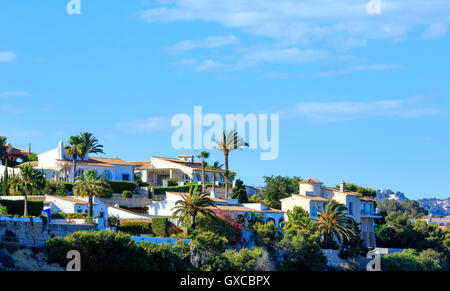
{"left": 0, "top": 217, "right": 95, "bottom": 247}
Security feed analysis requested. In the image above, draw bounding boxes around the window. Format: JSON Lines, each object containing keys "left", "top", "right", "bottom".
{"left": 76, "top": 169, "right": 84, "bottom": 178}
{"left": 348, "top": 202, "right": 353, "bottom": 215}
{"left": 122, "top": 173, "right": 130, "bottom": 181}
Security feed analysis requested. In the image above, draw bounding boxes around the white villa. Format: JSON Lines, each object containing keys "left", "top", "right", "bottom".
{"left": 149, "top": 192, "right": 285, "bottom": 227}
{"left": 281, "top": 178, "right": 380, "bottom": 247}
{"left": 19, "top": 142, "right": 135, "bottom": 182}
{"left": 133, "top": 155, "right": 226, "bottom": 187}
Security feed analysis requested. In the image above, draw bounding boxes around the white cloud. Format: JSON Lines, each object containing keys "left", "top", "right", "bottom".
{"left": 116, "top": 117, "right": 171, "bottom": 133}
{"left": 169, "top": 35, "right": 238, "bottom": 51}
{"left": 0, "top": 104, "right": 22, "bottom": 114}
{"left": 282, "top": 98, "right": 441, "bottom": 123}
{"left": 0, "top": 51, "right": 16, "bottom": 62}
{"left": 308, "top": 64, "right": 401, "bottom": 77}
{"left": 139, "top": 0, "right": 450, "bottom": 44}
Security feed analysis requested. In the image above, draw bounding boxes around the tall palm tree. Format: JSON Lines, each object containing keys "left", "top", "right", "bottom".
{"left": 57, "top": 161, "right": 71, "bottom": 181}
{"left": 195, "top": 151, "right": 210, "bottom": 192}
{"left": 171, "top": 186, "right": 216, "bottom": 229}
{"left": 206, "top": 161, "right": 223, "bottom": 196}
{"left": 212, "top": 130, "right": 248, "bottom": 198}
{"left": 78, "top": 132, "right": 105, "bottom": 160}
{"left": 64, "top": 136, "right": 82, "bottom": 182}
{"left": 315, "top": 200, "right": 357, "bottom": 249}
{"left": 73, "top": 169, "right": 111, "bottom": 217}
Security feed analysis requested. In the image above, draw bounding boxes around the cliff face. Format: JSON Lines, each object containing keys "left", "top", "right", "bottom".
{"left": 417, "top": 198, "right": 450, "bottom": 217}
{"left": 0, "top": 246, "right": 63, "bottom": 271}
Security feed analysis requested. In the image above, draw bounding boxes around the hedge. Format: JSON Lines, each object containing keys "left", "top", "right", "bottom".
{"left": 153, "top": 185, "right": 191, "bottom": 195}
{"left": 108, "top": 181, "right": 137, "bottom": 193}
{"left": 122, "top": 190, "right": 133, "bottom": 198}
{"left": 118, "top": 221, "right": 153, "bottom": 235}
{"left": 0, "top": 199, "right": 44, "bottom": 216}
{"left": 64, "top": 181, "right": 137, "bottom": 194}
{"left": 152, "top": 217, "right": 169, "bottom": 237}
{"left": 51, "top": 212, "right": 87, "bottom": 219}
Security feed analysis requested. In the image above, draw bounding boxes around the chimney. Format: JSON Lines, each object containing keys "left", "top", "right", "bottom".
{"left": 340, "top": 181, "right": 346, "bottom": 192}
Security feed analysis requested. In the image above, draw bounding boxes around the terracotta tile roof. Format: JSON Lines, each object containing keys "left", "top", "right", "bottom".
{"left": 166, "top": 192, "right": 228, "bottom": 203}
{"left": 323, "top": 187, "right": 361, "bottom": 196}
{"left": 17, "top": 161, "right": 38, "bottom": 167}
{"left": 299, "top": 178, "right": 323, "bottom": 184}
{"left": 152, "top": 156, "right": 226, "bottom": 172}
{"left": 48, "top": 195, "right": 98, "bottom": 205}
{"left": 360, "top": 197, "right": 376, "bottom": 202}
{"left": 106, "top": 204, "right": 151, "bottom": 216}
{"left": 129, "top": 161, "right": 152, "bottom": 169}
{"left": 89, "top": 157, "right": 137, "bottom": 166}
{"left": 56, "top": 158, "right": 115, "bottom": 168}
{"left": 207, "top": 204, "right": 284, "bottom": 213}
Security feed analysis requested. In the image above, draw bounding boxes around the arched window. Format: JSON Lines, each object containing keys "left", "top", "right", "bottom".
{"left": 103, "top": 170, "right": 112, "bottom": 180}
{"left": 265, "top": 218, "right": 275, "bottom": 225}
{"left": 194, "top": 173, "right": 201, "bottom": 182}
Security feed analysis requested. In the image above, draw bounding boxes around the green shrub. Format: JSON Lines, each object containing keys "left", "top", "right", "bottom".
{"left": 152, "top": 217, "right": 168, "bottom": 237}
{"left": 192, "top": 231, "right": 228, "bottom": 254}
{"left": 0, "top": 199, "right": 43, "bottom": 216}
{"left": 51, "top": 212, "right": 88, "bottom": 219}
{"left": 118, "top": 221, "right": 153, "bottom": 235}
{"left": 196, "top": 214, "right": 236, "bottom": 243}
{"left": 138, "top": 241, "right": 190, "bottom": 271}
{"left": 153, "top": 185, "right": 191, "bottom": 195}
{"left": 108, "top": 181, "right": 137, "bottom": 193}
{"left": 108, "top": 216, "right": 117, "bottom": 226}
{"left": 223, "top": 247, "right": 264, "bottom": 271}
{"left": 43, "top": 181, "right": 68, "bottom": 196}
{"left": 122, "top": 190, "right": 133, "bottom": 198}
{"left": 46, "top": 231, "right": 151, "bottom": 271}
{"left": 0, "top": 205, "right": 7, "bottom": 216}
{"left": 382, "top": 248, "right": 447, "bottom": 271}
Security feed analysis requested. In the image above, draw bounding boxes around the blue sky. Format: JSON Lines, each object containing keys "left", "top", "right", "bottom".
{"left": 1, "top": 1, "right": 449, "bottom": 199}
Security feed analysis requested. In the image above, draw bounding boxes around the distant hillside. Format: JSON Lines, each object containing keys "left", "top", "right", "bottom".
{"left": 417, "top": 198, "right": 450, "bottom": 217}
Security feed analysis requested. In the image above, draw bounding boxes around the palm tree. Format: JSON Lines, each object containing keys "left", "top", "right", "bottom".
{"left": 212, "top": 130, "right": 248, "bottom": 198}
{"left": 78, "top": 132, "right": 105, "bottom": 160}
{"left": 57, "top": 161, "right": 71, "bottom": 181}
{"left": 195, "top": 151, "right": 210, "bottom": 192}
{"left": 9, "top": 165, "right": 37, "bottom": 216}
{"left": 206, "top": 161, "right": 223, "bottom": 196}
{"left": 64, "top": 136, "right": 82, "bottom": 182}
{"left": 285, "top": 206, "right": 317, "bottom": 232}
{"left": 171, "top": 186, "right": 216, "bottom": 229}
{"left": 315, "top": 200, "right": 357, "bottom": 249}
{"left": 73, "top": 169, "right": 112, "bottom": 217}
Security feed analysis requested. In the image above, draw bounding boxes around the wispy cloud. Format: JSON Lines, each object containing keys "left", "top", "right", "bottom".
{"left": 169, "top": 35, "right": 238, "bottom": 51}
{"left": 0, "top": 104, "right": 23, "bottom": 114}
{"left": 139, "top": 0, "right": 450, "bottom": 45}
{"left": 0, "top": 91, "right": 29, "bottom": 98}
{"left": 422, "top": 23, "right": 447, "bottom": 39}
{"left": 307, "top": 64, "right": 401, "bottom": 77}
{"left": 116, "top": 117, "right": 171, "bottom": 133}
{"left": 281, "top": 98, "right": 442, "bottom": 123}
{"left": 177, "top": 47, "right": 329, "bottom": 72}
{"left": 0, "top": 51, "right": 16, "bottom": 62}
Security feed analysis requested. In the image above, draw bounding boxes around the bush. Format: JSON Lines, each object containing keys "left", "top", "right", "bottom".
{"left": 43, "top": 181, "right": 68, "bottom": 196}
{"left": 118, "top": 221, "right": 153, "bottom": 235}
{"left": 192, "top": 231, "right": 228, "bottom": 254}
{"left": 223, "top": 247, "right": 264, "bottom": 271}
{"left": 51, "top": 213, "right": 87, "bottom": 219}
{"left": 122, "top": 190, "right": 132, "bottom": 198}
{"left": 0, "top": 199, "right": 44, "bottom": 216}
{"left": 168, "top": 225, "right": 184, "bottom": 237}
{"left": 138, "top": 241, "right": 190, "bottom": 271}
{"left": 0, "top": 205, "right": 7, "bottom": 215}
{"left": 196, "top": 214, "right": 236, "bottom": 244}
{"left": 46, "top": 231, "right": 151, "bottom": 271}
{"left": 382, "top": 248, "right": 447, "bottom": 271}
{"left": 152, "top": 217, "right": 168, "bottom": 237}
{"left": 108, "top": 181, "right": 137, "bottom": 193}
{"left": 153, "top": 185, "right": 191, "bottom": 195}
{"left": 108, "top": 216, "right": 117, "bottom": 226}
